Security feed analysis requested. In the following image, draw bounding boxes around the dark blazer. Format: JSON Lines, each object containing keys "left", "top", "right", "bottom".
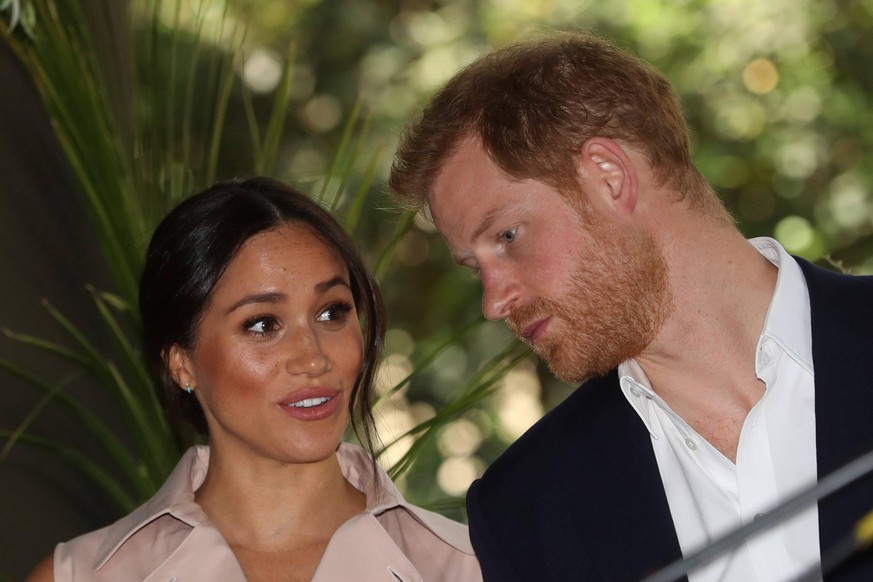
{"left": 466, "top": 259, "right": 873, "bottom": 581}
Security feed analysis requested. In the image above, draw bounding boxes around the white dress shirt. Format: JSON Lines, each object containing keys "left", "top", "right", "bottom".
{"left": 619, "top": 237, "right": 821, "bottom": 582}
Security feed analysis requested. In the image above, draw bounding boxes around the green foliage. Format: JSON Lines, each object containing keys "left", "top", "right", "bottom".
{"left": 0, "top": 0, "right": 525, "bottom": 526}
{"left": 0, "top": 0, "right": 240, "bottom": 510}
{"left": 0, "top": 0, "right": 35, "bottom": 38}
{"left": 4, "top": 0, "right": 872, "bottom": 550}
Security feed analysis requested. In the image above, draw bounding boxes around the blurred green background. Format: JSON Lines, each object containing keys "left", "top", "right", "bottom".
{"left": 1, "top": 0, "right": 872, "bottom": 579}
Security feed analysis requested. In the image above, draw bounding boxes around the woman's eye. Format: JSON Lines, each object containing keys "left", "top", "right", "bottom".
{"left": 500, "top": 227, "right": 517, "bottom": 243}
{"left": 244, "top": 316, "right": 279, "bottom": 336}
{"left": 316, "top": 302, "right": 353, "bottom": 323}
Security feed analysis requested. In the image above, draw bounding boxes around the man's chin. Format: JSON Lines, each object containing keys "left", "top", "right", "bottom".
{"left": 542, "top": 347, "right": 622, "bottom": 384}
{"left": 541, "top": 351, "right": 590, "bottom": 384}
{"left": 548, "top": 364, "right": 596, "bottom": 385}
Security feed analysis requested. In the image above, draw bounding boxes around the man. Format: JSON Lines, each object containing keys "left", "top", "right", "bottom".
{"left": 388, "top": 32, "right": 873, "bottom": 581}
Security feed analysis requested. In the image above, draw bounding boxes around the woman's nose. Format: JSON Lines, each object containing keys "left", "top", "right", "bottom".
{"left": 285, "top": 327, "right": 331, "bottom": 376}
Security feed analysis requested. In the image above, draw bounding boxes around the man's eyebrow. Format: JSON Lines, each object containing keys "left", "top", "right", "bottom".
{"left": 446, "top": 209, "right": 504, "bottom": 267}
{"left": 226, "top": 292, "right": 286, "bottom": 314}
{"left": 471, "top": 207, "right": 502, "bottom": 242}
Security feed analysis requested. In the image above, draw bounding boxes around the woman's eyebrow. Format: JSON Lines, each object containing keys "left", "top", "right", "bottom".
{"left": 225, "top": 292, "right": 286, "bottom": 314}
{"left": 224, "top": 276, "right": 350, "bottom": 315}
{"left": 315, "top": 276, "right": 351, "bottom": 294}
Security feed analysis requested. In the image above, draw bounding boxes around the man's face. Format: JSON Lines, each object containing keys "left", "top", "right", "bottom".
{"left": 429, "top": 136, "right": 671, "bottom": 383}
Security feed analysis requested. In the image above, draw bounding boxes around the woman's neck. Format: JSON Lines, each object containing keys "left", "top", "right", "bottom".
{"left": 195, "top": 444, "right": 366, "bottom": 564}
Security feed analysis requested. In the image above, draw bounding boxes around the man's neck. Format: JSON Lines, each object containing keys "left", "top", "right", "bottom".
{"left": 634, "top": 222, "right": 779, "bottom": 460}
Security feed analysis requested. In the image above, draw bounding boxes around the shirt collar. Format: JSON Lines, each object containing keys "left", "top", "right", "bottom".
{"left": 93, "top": 446, "right": 210, "bottom": 569}
{"left": 618, "top": 360, "right": 662, "bottom": 438}
{"left": 94, "top": 443, "right": 472, "bottom": 569}
{"left": 749, "top": 236, "right": 814, "bottom": 375}
{"left": 618, "top": 236, "right": 813, "bottom": 436}
{"left": 337, "top": 443, "right": 402, "bottom": 513}
{"left": 337, "top": 444, "right": 474, "bottom": 553}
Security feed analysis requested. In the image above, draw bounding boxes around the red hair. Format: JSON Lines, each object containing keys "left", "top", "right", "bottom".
{"left": 390, "top": 31, "right": 711, "bottom": 210}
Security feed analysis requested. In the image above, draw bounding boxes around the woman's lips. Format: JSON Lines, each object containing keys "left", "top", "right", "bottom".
{"left": 278, "top": 388, "right": 341, "bottom": 421}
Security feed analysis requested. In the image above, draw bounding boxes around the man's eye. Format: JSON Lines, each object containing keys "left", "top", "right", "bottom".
{"left": 244, "top": 316, "right": 278, "bottom": 335}
{"left": 501, "top": 227, "right": 517, "bottom": 243}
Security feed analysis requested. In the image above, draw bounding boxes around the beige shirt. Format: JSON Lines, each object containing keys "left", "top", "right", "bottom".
{"left": 54, "top": 444, "right": 481, "bottom": 581}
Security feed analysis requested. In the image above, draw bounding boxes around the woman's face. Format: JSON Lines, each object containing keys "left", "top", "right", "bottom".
{"left": 171, "top": 222, "right": 363, "bottom": 465}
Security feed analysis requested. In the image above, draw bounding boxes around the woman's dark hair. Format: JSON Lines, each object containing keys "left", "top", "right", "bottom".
{"left": 139, "top": 176, "right": 385, "bottom": 456}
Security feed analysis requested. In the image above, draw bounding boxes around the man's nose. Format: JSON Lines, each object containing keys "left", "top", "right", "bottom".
{"left": 285, "top": 326, "right": 331, "bottom": 376}
{"left": 481, "top": 267, "right": 520, "bottom": 321}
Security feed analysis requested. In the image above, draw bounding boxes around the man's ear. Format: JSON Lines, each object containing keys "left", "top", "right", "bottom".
{"left": 165, "top": 344, "right": 196, "bottom": 392}
{"left": 578, "top": 137, "right": 639, "bottom": 214}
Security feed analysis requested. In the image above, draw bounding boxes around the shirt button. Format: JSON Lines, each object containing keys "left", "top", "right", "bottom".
{"left": 754, "top": 513, "right": 766, "bottom": 521}
{"left": 629, "top": 386, "right": 641, "bottom": 398}
{"left": 685, "top": 438, "right": 697, "bottom": 450}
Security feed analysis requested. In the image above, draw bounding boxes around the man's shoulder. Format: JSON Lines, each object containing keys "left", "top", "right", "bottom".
{"left": 465, "top": 369, "right": 681, "bottom": 580}
{"left": 796, "top": 257, "right": 873, "bottom": 295}
{"left": 796, "top": 258, "right": 873, "bottom": 336}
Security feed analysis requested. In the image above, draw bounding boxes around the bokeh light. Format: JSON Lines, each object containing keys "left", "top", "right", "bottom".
{"left": 496, "top": 360, "right": 544, "bottom": 442}
{"left": 242, "top": 48, "right": 283, "bottom": 93}
{"left": 743, "top": 58, "right": 780, "bottom": 94}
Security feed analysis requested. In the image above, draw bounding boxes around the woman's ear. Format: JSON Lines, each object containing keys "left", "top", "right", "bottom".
{"left": 165, "top": 344, "right": 196, "bottom": 392}
{"left": 578, "top": 137, "right": 639, "bottom": 214}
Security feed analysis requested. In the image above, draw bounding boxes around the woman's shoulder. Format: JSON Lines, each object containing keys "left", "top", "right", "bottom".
{"left": 50, "top": 447, "right": 215, "bottom": 581}
{"left": 51, "top": 500, "right": 198, "bottom": 581}
{"left": 25, "top": 553, "right": 54, "bottom": 582}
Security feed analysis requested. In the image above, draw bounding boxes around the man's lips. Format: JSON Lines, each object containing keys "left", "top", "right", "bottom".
{"left": 520, "top": 317, "right": 551, "bottom": 345}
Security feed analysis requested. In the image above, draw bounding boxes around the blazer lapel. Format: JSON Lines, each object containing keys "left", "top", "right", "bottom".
{"left": 563, "top": 371, "right": 687, "bottom": 581}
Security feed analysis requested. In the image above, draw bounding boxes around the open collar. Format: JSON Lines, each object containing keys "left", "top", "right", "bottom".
{"left": 93, "top": 443, "right": 472, "bottom": 573}
{"left": 92, "top": 446, "right": 211, "bottom": 570}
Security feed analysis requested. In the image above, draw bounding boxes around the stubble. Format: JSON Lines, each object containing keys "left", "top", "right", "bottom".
{"left": 508, "top": 221, "right": 672, "bottom": 383}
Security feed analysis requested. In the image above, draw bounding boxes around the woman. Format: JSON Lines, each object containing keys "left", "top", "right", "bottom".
{"left": 28, "top": 177, "right": 481, "bottom": 581}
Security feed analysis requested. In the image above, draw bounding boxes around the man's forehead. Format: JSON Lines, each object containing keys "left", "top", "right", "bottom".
{"left": 428, "top": 137, "right": 495, "bottom": 210}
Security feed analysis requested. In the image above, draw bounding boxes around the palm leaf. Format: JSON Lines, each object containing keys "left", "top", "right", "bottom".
{"left": 383, "top": 340, "right": 530, "bottom": 480}
{"left": 328, "top": 103, "right": 373, "bottom": 214}
{"left": 255, "top": 43, "right": 296, "bottom": 175}
{"left": 2, "top": 328, "right": 89, "bottom": 368}
{"left": 318, "top": 94, "right": 364, "bottom": 204}
{"left": 376, "top": 316, "right": 486, "bottom": 407}
{"left": 0, "top": 357, "right": 155, "bottom": 497}
{"left": 0, "top": 431, "right": 138, "bottom": 512}
{"left": 373, "top": 210, "right": 417, "bottom": 281}
{"left": 344, "top": 140, "right": 383, "bottom": 233}
{"left": 205, "top": 28, "right": 243, "bottom": 184}
{"left": 87, "top": 288, "right": 156, "bottom": 408}
{"left": 1, "top": 0, "right": 523, "bottom": 528}
{"left": 0, "top": 371, "right": 79, "bottom": 459}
